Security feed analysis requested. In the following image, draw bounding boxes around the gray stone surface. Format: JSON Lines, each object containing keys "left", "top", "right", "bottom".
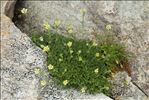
{"left": 14, "top": 1, "right": 149, "bottom": 98}
{"left": 0, "top": 0, "right": 16, "bottom": 19}
{"left": 110, "top": 72, "right": 148, "bottom": 100}
{"left": 1, "top": 14, "right": 47, "bottom": 100}
{"left": 39, "top": 80, "right": 113, "bottom": 100}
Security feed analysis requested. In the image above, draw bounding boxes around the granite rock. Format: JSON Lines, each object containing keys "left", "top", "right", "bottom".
{"left": 1, "top": 14, "right": 47, "bottom": 99}
{"left": 110, "top": 72, "right": 148, "bottom": 100}
{"left": 1, "top": 0, "right": 16, "bottom": 19}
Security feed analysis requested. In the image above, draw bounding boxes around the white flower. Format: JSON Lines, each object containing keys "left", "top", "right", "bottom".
{"left": 68, "top": 29, "right": 73, "bottom": 34}
{"left": 78, "top": 50, "right": 81, "bottom": 54}
{"left": 70, "top": 50, "right": 73, "bottom": 54}
{"left": 67, "top": 41, "right": 72, "bottom": 47}
{"left": 102, "top": 55, "right": 105, "bottom": 58}
{"left": 54, "top": 18, "right": 61, "bottom": 28}
{"left": 21, "top": 8, "right": 28, "bottom": 14}
{"left": 34, "top": 68, "right": 40, "bottom": 75}
{"left": 43, "top": 46, "right": 49, "bottom": 52}
{"left": 59, "top": 58, "right": 63, "bottom": 62}
{"left": 81, "top": 87, "right": 87, "bottom": 93}
{"left": 39, "top": 36, "right": 43, "bottom": 41}
{"left": 43, "top": 21, "right": 50, "bottom": 30}
{"left": 86, "top": 43, "right": 89, "bottom": 46}
{"left": 63, "top": 80, "right": 69, "bottom": 86}
{"left": 48, "top": 64, "right": 54, "bottom": 70}
{"left": 95, "top": 53, "right": 100, "bottom": 57}
{"left": 40, "top": 80, "right": 47, "bottom": 86}
{"left": 80, "top": 8, "right": 86, "bottom": 15}
{"left": 106, "top": 24, "right": 112, "bottom": 30}
{"left": 78, "top": 56, "right": 83, "bottom": 61}
{"left": 94, "top": 68, "right": 99, "bottom": 74}
{"left": 92, "top": 41, "right": 98, "bottom": 46}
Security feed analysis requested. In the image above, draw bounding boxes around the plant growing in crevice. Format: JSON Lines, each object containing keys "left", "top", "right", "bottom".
{"left": 32, "top": 29, "right": 131, "bottom": 95}
{"left": 31, "top": 8, "right": 132, "bottom": 96}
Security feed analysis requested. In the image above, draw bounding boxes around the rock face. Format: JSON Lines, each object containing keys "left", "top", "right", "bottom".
{"left": 1, "top": 14, "right": 47, "bottom": 99}
{"left": 1, "top": 0, "right": 16, "bottom": 19}
{"left": 1, "top": 1, "right": 113, "bottom": 100}
{"left": 111, "top": 72, "right": 148, "bottom": 100}
{"left": 14, "top": 1, "right": 149, "bottom": 98}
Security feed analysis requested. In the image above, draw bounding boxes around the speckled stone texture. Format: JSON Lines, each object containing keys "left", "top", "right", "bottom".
{"left": 1, "top": 0, "right": 16, "bottom": 19}
{"left": 110, "top": 72, "right": 148, "bottom": 100}
{"left": 1, "top": 1, "right": 46, "bottom": 99}
{"left": 14, "top": 1, "right": 149, "bottom": 99}
{"left": 1, "top": 14, "right": 47, "bottom": 99}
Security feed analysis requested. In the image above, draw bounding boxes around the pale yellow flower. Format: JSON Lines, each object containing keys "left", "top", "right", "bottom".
{"left": 94, "top": 68, "right": 99, "bottom": 74}
{"left": 43, "top": 21, "right": 50, "bottom": 30}
{"left": 95, "top": 53, "right": 100, "bottom": 57}
{"left": 64, "top": 69, "right": 67, "bottom": 72}
{"left": 48, "top": 64, "right": 54, "bottom": 70}
{"left": 81, "top": 87, "right": 87, "bottom": 93}
{"left": 102, "top": 55, "right": 105, "bottom": 58}
{"left": 67, "top": 41, "right": 72, "bottom": 47}
{"left": 59, "top": 58, "right": 63, "bottom": 62}
{"left": 39, "top": 36, "right": 43, "bottom": 41}
{"left": 78, "top": 50, "right": 82, "bottom": 54}
{"left": 68, "top": 29, "right": 73, "bottom": 34}
{"left": 34, "top": 68, "right": 40, "bottom": 75}
{"left": 78, "top": 56, "right": 83, "bottom": 61}
{"left": 80, "top": 8, "right": 86, "bottom": 15}
{"left": 43, "top": 46, "right": 49, "bottom": 52}
{"left": 92, "top": 41, "right": 98, "bottom": 46}
{"left": 106, "top": 24, "right": 112, "bottom": 30}
{"left": 54, "top": 18, "right": 61, "bottom": 28}
{"left": 21, "top": 8, "right": 28, "bottom": 14}
{"left": 63, "top": 80, "right": 69, "bottom": 86}
{"left": 40, "top": 80, "right": 47, "bottom": 86}
{"left": 86, "top": 43, "right": 89, "bottom": 46}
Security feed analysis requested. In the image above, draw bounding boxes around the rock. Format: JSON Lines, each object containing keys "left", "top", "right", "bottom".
{"left": 14, "top": 1, "right": 149, "bottom": 97}
{"left": 14, "top": 1, "right": 97, "bottom": 39}
{"left": 1, "top": 14, "right": 47, "bottom": 100}
{"left": 1, "top": 1, "right": 45, "bottom": 99}
{"left": 0, "top": 0, "right": 16, "bottom": 19}
{"left": 72, "top": 92, "right": 112, "bottom": 100}
{"left": 110, "top": 72, "right": 148, "bottom": 100}
{"left": 38, "top": 79, "right": 113, "bottom": 100}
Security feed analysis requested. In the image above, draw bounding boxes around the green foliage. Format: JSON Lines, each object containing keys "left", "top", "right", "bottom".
{"left": 32, "top": 32, "right": 130, "bottom": 95}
